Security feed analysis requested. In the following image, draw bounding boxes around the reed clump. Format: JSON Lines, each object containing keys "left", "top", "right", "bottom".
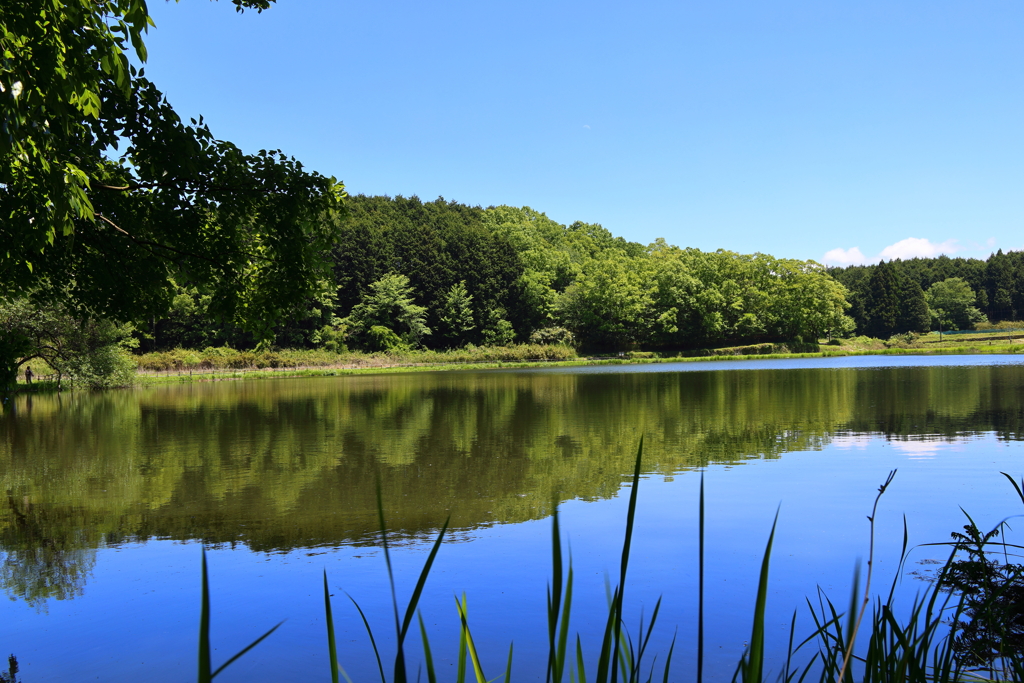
{"left": 116, "top": 442, "right": 1024, "bottom": 682}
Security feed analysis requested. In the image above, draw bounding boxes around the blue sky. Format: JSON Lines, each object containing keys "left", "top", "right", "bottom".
{"left": 141, "top": 0, "right": 1024, "bottom": 265}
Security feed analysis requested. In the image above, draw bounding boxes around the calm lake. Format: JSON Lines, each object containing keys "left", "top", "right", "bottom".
{"left": 2, "top": 355, "right": 1024, "bottom": 681}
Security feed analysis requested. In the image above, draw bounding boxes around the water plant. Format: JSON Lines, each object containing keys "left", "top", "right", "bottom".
{"left": 186, "top": 441, "right": 1024, "bottom": 683}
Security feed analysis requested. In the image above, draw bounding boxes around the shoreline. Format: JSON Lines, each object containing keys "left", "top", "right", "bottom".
{"left": 119, "top": 342, "right": 1024, "bottom": 385}
{"left": 12, "top": 342, "right": 1024, "bottom": 392}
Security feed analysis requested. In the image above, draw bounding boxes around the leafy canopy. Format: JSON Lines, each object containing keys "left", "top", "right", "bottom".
{"left": 0, "top": 0, "right": 344, "bottom": 339}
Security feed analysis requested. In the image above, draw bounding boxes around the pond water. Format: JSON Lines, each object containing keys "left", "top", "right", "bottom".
{"left": 2, "top": 355, "right": 1024, "bottom": 681}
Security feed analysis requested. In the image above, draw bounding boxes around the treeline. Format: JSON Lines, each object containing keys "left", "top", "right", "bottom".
{"left": 829, "top": 250, "right": 1024, "bottom": 338}
{"left": 12, "top": 194, "right": 1024, "bottom": 370}
{"left": 145, "top": 195, "right": 852, "bottom": 353}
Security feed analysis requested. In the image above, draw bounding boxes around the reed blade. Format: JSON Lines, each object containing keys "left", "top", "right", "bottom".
{"left": 210, "top": 621, "right": 283, "bottom": 679}
{"left": 504, "top": 642, "right": 514, "bottom": 683}
{"left": 198, "top": 548, "right": 211, "bottom": 683}
{"left": 612, "top": 436, "right": 645, "bottom": 683}
{"left": 348, "top": 593, "right": 388, "bottom": 683}
{"left": 418, "top": 612, "right": 438, "bottom": 683}
{"left": 555, "top": 561, "right": 575, "bottom": 683}
{"left": 456, "top": 594, "right": 488, "bottom": 683}
{"left": 324, "top": 571, "right": 345, "bottom": 683}
{"left": 661, "top": 633, "right": 676, "bottom": 683}
{"left": 698, "top": 472, "right": 705, "bottom": 683}
{"left": 576, "top": 635, "right": 588, "bottom": 683}
{"left": 548, "top": 503, "right": 564, "bottom": 683}
{"left": 374, "top": 480, "right": 408, "bottom": 683}
{"left": 400, "top": 517, "right": 450, "bottom": 641}
{"left": 1001, "top": 471, "right": 1024, "bottom": 505}
{"left": 743, "top": 508, "right": 779, "bottom": 683}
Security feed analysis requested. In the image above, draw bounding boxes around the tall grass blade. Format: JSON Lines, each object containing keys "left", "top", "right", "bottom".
{"left": 418, "top": 613, "right": 438, "bottom": 683}
{"left": 199, "top": 549, "right": 212, "bottom": 683}
{"left": 841, "top": 564, "right": 861, "bottom": 678}
{"left": 209, "top": 621, "right": 283, "bottom": 679}
{"left": 349, "top": 594, "right": 387, "bottom": 683}
{"left": 400, "top": 517, "right": 450, "bottom": 641}
{"left": 375, "top": 477, "right": 449, "bottom": 683}
{"left": 698, "top": 471, "right": 705, "bottom": 683}
{"left": 741, "top": 508, "right": 779, "bottom": 683}
{"left": 661, "top": 633, "right": 676, "bottom": 683}
{"left": 456, "top": 594, "right": 488, "bottom": 683}
{"left": 556, "top": 562, "right": 575, "bottom": 683}
{"left": 375, "top": 481, "right": 408, "bottom": 683}
{"left": 611, "top": 436, "right": 645, "bottom": 683}
{"left": 504, "top": 642, "right": 514, "bottom": 683}
{"left": 196, "top": 548, "right": 282, "bottom": 681}
{"left": 548, "top": 503, "right": 564, "bottom": 683}
{"left": 458, "top": 614, "right": 469, "bottom": 683}
{"left": 576, "top": 635, "right": 588, "bottom": 683}
{"left": 1001, "top": 471, "right": 1024, "bottom": 505}
{"left": 886, "top": 514, "right": 910, "bottom": 605}
{"left": 324, "top": 571, "right": 353, "bottom": 683}
{"left": 596, "top": 588, "right": 619, "bottom": 683}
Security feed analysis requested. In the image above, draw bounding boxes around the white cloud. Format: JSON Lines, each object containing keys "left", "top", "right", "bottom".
{"left": 821, "top": 247, "right": 868, "bottom": 266}
{"left": 891, "top": 439, "right": 942, "bottom": 460}
{"left": 878, "top": 237, "right": 959, "bottom": 261}
{"left": 824, "top": 237, "right": 963, "bottom": 266}
{"left": 830, "top": 434, "right": 872, "bottom": 449}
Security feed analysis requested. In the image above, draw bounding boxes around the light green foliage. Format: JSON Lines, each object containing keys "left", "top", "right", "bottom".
{"left": 555, "top": 252, "right": 657, "bottom": 348}
{"left": 613, "top": 241, "right": 853, "bottom": 350}
{"left": 345, "top": 274, "right": 431, "bottom": 350}
{"left": 926, "top": 277, "right": 988, "bottom": 331}
{"left": 482, "top": 206, "right": 645, "bottom": 332}
{"left": 482, "top": 312, "right": 516, "bottom": 347}
{"left": 528, "top": 327, "right": 575, "bottom": 346}
{"left": 438, "top": 281, "right": 476, "bottom": 348}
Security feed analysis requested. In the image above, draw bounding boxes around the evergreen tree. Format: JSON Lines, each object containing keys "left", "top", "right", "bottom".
{"left": 437, "top": 281, "right": 476, "bottom": 348}
{"left": 897, "top": 276, "right": 931, "bottom": 334}
{"left": 985, "top": 250, "right": 1015, "bottom": 321}
{"left": 863, "top": 261, "right": 902, "bottom": 338}
{"left": 343, "top": 273, "right": 431, "bottom": 350}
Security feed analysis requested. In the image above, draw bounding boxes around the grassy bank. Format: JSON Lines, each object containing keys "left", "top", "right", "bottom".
{"left": 11, "top": 337, "right": 1024, "bottom": 392}
{"left": 131, "top": 340, "right": 1024, "bottom": 385}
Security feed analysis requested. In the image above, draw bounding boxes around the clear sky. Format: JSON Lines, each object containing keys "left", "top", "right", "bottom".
{"left": 141, "top": 0, "right": 1024, "bottom": 265}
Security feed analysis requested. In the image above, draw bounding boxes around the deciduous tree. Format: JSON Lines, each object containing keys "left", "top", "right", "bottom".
{"left": 1, "top": 0, "right": 345, "bottom": 379}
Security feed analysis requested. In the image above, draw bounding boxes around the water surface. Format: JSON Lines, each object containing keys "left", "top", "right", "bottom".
{"left": 2, "top": 355, "right": 1023, "bottom": 681}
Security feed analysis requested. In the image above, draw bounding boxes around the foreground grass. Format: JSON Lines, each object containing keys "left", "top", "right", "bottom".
{"left": 185, "top": 442, "right": 1022, "bottom": 683}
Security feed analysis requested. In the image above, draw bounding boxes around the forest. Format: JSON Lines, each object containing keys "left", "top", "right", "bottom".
{"left": 132, "top": 196, "right": 1024, "bottom": 352}
{"left": 126, "top": 195, "right": 855, "bottom": 353}
{"left": 6, "top": 194, "right": 1024, "bottom": 390}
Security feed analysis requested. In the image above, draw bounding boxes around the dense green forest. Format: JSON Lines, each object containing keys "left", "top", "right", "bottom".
{"left": 829, "top": 251, "right": 1024, "bottom": 337}
{"left": 7, "top": 193, "right": 1024, "bottom": 391}
{"left": 129, "top": 195, "right": 854, "bottom": 354}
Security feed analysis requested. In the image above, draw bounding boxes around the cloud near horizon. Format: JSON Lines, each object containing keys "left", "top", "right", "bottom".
{"left": 821, "top": 237, "right": 960, "bottom": 266}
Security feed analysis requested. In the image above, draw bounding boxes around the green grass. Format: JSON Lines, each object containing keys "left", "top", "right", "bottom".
{"left": 181, "top": 441, "right": 1024, "bottom": 683}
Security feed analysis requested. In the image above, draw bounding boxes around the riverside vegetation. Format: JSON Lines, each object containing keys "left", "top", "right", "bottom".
{"left": 207, "top": 445, "right": 1024, "bottom": 683}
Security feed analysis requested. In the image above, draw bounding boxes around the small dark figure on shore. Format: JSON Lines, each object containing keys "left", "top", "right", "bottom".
{"left": 23, "top": 367, "right": 33, "bottom": 384}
